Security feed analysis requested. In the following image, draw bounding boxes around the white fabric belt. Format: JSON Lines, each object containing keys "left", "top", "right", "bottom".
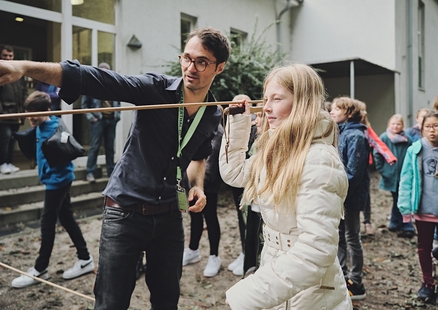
{"left": 263, "top": 224, "right": 297, "bottom": 251}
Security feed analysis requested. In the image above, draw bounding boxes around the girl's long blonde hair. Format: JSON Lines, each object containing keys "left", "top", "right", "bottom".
{"left": 241, "top": 63, "right": 334, "bottom": 210}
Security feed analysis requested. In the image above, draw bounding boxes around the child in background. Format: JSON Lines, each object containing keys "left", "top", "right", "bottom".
{"left": 241, "top": 104, "right": 265, "bottom": 277}
{"left": 357, "top": 100, "right": 397, "bottom": 236}
{"left": 374, "top": 114, "right": 415, "bottom": 238}
{"left": 11, "top": 91, "right": 94, "bottom": 288}
{"left": 398, "top": 110, "right": 438, "bottom": 303}
{"left": 330, "top": 97, "right": 369, "bottom": 300}
{"left": 182, "top": 123, "right": 224, "bottom": 277}
{"left": 406, "top": 108, "right": 429, "bottom": 142}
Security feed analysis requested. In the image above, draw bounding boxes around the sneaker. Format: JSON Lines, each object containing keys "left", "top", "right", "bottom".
{"left": 244, "top": 266, "right": 257, "bottom": 278}
{"left": 417, "top": 282, "right": 435, "bottom": 302}
{"left": 228, "top": 252, "right": 244, "bottom": 271}
{"left": 86, "top": 173, "right": 96, "bottom": 183}
{"left": 11, "top": 267, "right": 49, "bottom": 288}
{"left": 182, "top": 248, "right": 201, "bottom": 266}
{"left": 8, "top": 163, "right": 20, "bottom": 173}
{"left": 62, "top": 255, "right": 95, "bottom": 279}
{"left": 203, "top": 255, "right": 221, "bottom": 277}
{"left": 232, "top": 264, "right": 244, "bottom": 276}
{"left": 0, "top": 163, "right": 11, "bottom": 174}
{"left": 347, "top": 278, "right": 366, "bottom": 300}
{"left": 364, "top": 223, "right": 375, "bottom": 236}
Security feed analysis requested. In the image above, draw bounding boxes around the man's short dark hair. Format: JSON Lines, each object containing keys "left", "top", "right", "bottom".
{"left": 1, "top": 45, "right": 14, "bottom": 53}
{"left": 24, "top": 91, "right": 51, "bottom": 112}
{"left": 186, "top": 27, "right": 231, "bottom": 64}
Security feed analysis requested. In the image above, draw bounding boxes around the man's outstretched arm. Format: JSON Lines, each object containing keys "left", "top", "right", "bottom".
{"left": 0, "top": 60, "right": 62, "bottom": 87}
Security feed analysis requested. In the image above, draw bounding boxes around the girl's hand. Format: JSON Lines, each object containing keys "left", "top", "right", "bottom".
{"left": 229, "top": 99, "right": 251, "bottom": 115}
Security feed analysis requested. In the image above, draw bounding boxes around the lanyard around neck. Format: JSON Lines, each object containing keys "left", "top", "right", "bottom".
{"left": 176, "top": 90, "right": 206, "bottom": 180}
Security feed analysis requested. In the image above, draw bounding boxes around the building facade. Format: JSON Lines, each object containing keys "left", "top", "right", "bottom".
{"left": 1, "top": 0, "right": 437, "bottom": 165}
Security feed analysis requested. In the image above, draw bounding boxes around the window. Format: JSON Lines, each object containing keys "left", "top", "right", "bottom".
{"left": 72, "top": 26, "right": 92, "bottom": 65}
{"left": 73, "top": 0, "right": 116, "bottom": 24}
{"left": 6, "top": 0, "right": 61, "bottom": 12}
{"left": 180, "top": 13, "right": 197, "bottom": 52}
{"left": 418, "top": 0, "right": 425, "bottom": 89}
{"left": 230, "top": 28, "right": 247, "bottom": 50}
{"left": 98, "top": 31, "right": 115, "bottom": 70}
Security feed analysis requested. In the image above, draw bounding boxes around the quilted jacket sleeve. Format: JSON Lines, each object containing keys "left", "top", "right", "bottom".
{"left": 398, "top": 146, "right": 414, "bottom": 217}
{"left": 219, "top": 114, "right": 253, "bottom": 188}
{"left": 226, "top": 145, "right": 348, "bottom": 309}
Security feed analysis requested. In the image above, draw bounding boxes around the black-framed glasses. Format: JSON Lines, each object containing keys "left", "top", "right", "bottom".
{"left": 424, "top": 124, "right": 438, "bottom": 131}
{"left": 178, "top": 55, "right": 218, "bottom": 72}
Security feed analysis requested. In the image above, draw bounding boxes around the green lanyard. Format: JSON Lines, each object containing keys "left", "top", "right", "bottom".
{"left": 176, "top": 91, "right": 206, "bottom": 183}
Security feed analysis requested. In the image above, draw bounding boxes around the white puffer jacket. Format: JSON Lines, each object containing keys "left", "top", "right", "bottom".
{"left": 219, "top": 112, "right": 352, "bottom": 310}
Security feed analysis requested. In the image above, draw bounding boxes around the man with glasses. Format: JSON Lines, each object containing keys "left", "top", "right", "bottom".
{"left": 0, "top": 27, "right": 230, "bottom": 309}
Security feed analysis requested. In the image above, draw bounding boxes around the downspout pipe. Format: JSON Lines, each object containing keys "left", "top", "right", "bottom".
{"left": 407, "top": 0, "right": 414, "bottom": 126}
{"left": 276, "top": 0, "right": 303, "bottom": 58}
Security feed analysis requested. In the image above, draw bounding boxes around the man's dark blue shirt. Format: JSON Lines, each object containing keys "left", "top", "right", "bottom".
{"left": 59, "top": 60, "right": 221, "bottom": 206}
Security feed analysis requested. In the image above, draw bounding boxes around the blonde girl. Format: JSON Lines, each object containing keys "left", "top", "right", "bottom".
{"left": 219, "top": 63, "right": 352, "bottom": 309}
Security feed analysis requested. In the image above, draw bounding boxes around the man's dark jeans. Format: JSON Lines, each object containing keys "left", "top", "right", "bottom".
{"left": 35, "top": 183, "right": 89, "bottom": 272}
{"left": 94, "top": 205, "right": 184, "bottom": 310}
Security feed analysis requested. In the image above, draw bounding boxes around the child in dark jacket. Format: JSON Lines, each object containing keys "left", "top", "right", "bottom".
{"left": 11, "top": 91, "right": 94, "bottom": 289}
{"left": 330, "top": 97, "right": 369, "bottom": 300}
{"left": 374, "top": 114, "right": 415, "bottom": 238}
{"left": 357, "top": 100, "right": 397, "bottom": 236}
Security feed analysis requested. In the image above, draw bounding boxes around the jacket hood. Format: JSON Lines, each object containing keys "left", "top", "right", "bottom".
{"left": 314, "top": 110, "right": 336, "bottom": 146}
{"left": 338, "top": 121, "right": 367, "bottom": 133}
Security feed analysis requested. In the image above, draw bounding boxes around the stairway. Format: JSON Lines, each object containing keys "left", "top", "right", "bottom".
{"left": 0, "top": 166, "right": 107, "bottom": 228}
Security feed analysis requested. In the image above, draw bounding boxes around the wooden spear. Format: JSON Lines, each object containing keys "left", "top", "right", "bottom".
{"left": 0, "top": 261, "right": 95, "bottom": 302}
{"left": 0, "top": 100, "right": 264, "bottom": 120}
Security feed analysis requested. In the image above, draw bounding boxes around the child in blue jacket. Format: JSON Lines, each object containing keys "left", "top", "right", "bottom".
{"left": 11, "top": 91, "right": 94, "bottom": 289}
{"left": 330, "top": 97, "right": 369, "bottom": 300}
{"left": 398, "top": 110, "right": 438, "bottom": 303}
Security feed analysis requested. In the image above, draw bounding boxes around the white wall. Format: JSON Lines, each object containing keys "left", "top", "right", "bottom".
{"left": 114, "top": 0, "right": 295, "bottom": 151}
{"left": 117, "top": 0, "right": 287, "bottom": 76}
{"left": 289, "top": 0, "right": 396, "bottom": 70}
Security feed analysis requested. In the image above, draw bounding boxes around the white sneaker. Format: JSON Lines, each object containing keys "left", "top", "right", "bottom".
{"left": 8, "top": 163, "right": 20, "bottom": 173}
{"left": 11, "top": 267, "right": 49, "bottom": 288}
{"left": 0, "top": 163, "right": 11, "bottom": 174}
{"left": 62, "top": 255, "right": 95, "bottom": 279}
{"left": 203, "top": 255, "right": 221, "bottom": 277}
{"left": 228, "top": 252, "right": 244, "bottom": 271}
{"left": 232, "top": 264, "right": 244, "bottom": 276}
{"left": 182, "top": 248, "right": 201, "bottom": 266}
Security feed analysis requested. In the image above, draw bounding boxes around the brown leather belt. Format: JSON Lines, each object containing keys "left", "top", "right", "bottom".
{"left": 105, "top": 196, "right": 179, "bottom": 216}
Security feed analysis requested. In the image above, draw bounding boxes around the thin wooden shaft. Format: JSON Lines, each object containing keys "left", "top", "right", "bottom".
{"left": 0, "top": 99, "right": 263, "bottom": 119}
{"left": 0, "top": 261, "right": 95, "bottom": 302}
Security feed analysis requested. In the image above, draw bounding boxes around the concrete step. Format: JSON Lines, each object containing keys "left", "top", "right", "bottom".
{"left": 0, "top": 178, "right": 108, "bottom": 208}
{"left": 0, "top": 166, "right": 102, "bottom": 191}
{"left": 0, "top": 191, "right": 105, "bottom": 227}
